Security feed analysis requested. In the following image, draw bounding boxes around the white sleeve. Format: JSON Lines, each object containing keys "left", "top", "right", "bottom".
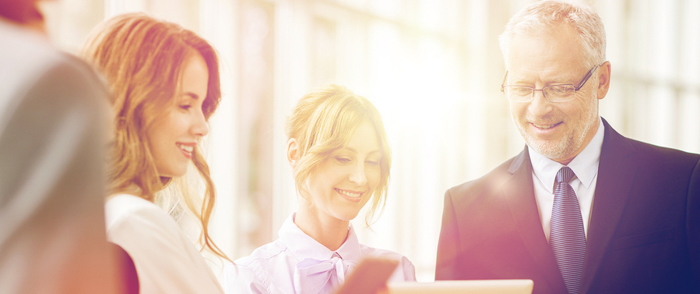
{"left": 108, "top": 204, "right": 224, "bottom": 294}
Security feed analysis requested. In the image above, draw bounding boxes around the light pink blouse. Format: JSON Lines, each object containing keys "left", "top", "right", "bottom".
{"left": 225, "top": 214, "right": 416, "bottom": 294}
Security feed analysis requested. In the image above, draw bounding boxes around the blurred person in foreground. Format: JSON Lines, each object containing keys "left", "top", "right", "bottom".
{"left": 80, "top": 13, "right": 229, "bottom": 293}
{"left": 225, "top": 85, "right": 415, "bottom": 294}
{"left": 436, "top": 1, "right": 700, "bottom": 293}
{"left": 0, "top": 0, "right": 119, "bottom": 293}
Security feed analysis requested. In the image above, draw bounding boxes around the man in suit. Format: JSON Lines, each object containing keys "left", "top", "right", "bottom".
{"left": 435, "top": 1, "right": 700, "bottom": 293}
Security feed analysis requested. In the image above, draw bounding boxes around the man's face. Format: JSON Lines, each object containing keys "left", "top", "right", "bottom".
{"left": 506, "top": 25, "right": 603, "bottom": 164}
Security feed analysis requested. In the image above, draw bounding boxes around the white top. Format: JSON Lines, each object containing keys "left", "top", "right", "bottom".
{"left": 0, "top": 20, "right": 117, "bottom": 293}
{"left": 106, "top": 194, "right": 224, "bottom": 294}
{"left": 529, "top": 117, "right": 605, "bottom": 241}
{"left": 225, "top": 213, "right": 416, "bottom": 294}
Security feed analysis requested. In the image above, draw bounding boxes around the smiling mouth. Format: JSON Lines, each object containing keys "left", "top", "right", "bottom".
{"left": 176, "top": 143, "right": 194, "bottom": 158}
{"left": 334, "top": 188, "right": 363, "bottom": 200}
{"left": 531, "top": 122, "right": 562, "bottom": 130}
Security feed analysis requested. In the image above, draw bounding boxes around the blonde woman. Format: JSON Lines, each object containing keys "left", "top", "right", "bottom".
{"left": 81, "top": 13, "right": 228, "bottom": 293}
{"left": 226, "top": 85, "right": 415, "bottom": 294}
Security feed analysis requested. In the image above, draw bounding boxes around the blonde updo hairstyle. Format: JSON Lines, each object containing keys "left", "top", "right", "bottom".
{"left": 285, "top": 85, "right": 391, "bottom": 225}
{"left": 80, "top": 13, "right": 227, "bottom": 260}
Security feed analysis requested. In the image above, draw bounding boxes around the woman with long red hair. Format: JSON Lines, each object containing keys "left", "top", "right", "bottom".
{"left": 81, "top": 13, "right": 228, "bottom": 293}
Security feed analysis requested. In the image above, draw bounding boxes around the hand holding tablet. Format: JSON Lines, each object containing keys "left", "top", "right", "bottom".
{"left": 335, "top": 257, "right": 399, "bottom": 294}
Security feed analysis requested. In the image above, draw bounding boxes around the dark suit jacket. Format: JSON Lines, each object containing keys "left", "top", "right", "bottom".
{"left": 435, "top": 119, "right": 700, "bottom": 293}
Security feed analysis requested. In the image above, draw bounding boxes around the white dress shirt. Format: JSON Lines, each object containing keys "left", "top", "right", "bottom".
{"left": 529, "top": 117, "right": 605, "bottom": 241}
{"left": 106, "top": 194, "right": 224, "bottom": 294}
{"left": 225, "top": 213, "right": 416, "bottom": 294}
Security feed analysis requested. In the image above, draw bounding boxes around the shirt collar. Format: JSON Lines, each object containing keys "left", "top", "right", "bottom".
{"left": 278, "top": 213, "right": 362, "bottom": 262}
{"left": 529, "top": 116, "right": 605, "bottom": 193}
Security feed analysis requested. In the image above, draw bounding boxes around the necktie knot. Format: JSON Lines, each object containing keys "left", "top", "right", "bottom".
{"left": 556, "top": 166, "right": 575, "bottom": 184}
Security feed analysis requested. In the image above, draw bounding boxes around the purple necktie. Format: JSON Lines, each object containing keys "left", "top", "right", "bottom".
{"left": 550, "top": 167, "right": 585, "bottom": 294}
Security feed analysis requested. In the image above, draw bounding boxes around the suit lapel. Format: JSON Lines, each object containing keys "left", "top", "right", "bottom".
{"left": 503, "top": 148, "right": 568, "bottom": 293}
{"left": 579, "top": 119, "right": 639, "bottom": 293}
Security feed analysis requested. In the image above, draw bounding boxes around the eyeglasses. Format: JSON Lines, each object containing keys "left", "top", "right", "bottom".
{"left": 500, "top": 63, "right": 602, "bottom": 103}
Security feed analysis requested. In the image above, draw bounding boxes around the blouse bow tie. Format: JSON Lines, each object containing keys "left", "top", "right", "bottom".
{"left": 293, "top": 254, "right": 358, "bottom": 294}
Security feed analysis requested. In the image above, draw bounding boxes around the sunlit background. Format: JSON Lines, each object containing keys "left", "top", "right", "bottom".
{"left": 41, "top": 0, "right": 700, "bottom": 283}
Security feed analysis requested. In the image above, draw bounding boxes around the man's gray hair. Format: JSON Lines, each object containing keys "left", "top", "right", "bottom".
{"left": 499, "top": 0, "right": 606, "bottom": 69}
